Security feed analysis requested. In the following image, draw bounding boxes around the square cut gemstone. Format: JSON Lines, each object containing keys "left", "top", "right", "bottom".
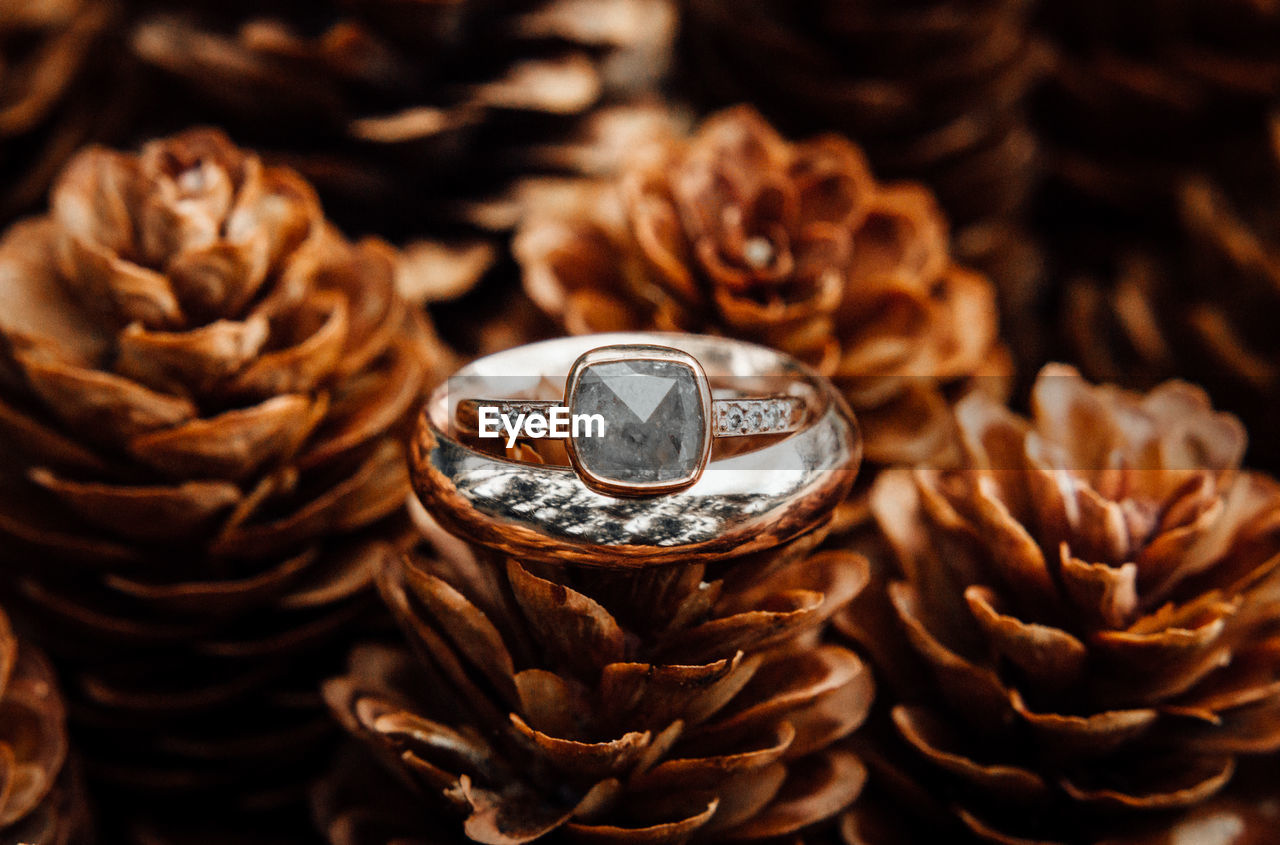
{"left": 571, "top": 359, "right": 707, "bottom": 487}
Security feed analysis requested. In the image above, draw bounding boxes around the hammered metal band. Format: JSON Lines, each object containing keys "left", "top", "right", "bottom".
{"left": 410, "top": 332, "right": 861, "bottom": 566}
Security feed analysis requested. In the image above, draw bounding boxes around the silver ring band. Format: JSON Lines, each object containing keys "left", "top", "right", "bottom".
{"left": 410, "top": 333, "right": 861, "bottom": 566}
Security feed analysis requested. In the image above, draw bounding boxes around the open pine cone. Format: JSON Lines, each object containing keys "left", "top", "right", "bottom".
{"left": 319, "top": 504, "right": 874, "bottom": 844}
{"left": 0, "top": 0, "right": 122, "bottom": 222}
{"left": 839, "top": 364, "right": 1280, "bottom": 842}
{"left": 0, "top": 128, "right": 445, "bottom": 819}
{"left": 0, "top": 604, "right": 91, "bottom": 845}
{"left": 128, "top": 0, "right": 680, "bottom": 251}
{"left": 680, "top": 0, "right": 1048, "bottom": 353}
{"left": 516, "top": 106, "right": 1008, "bottom": 526}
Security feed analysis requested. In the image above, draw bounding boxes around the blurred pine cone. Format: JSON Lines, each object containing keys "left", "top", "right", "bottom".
{"left": 0, "top": 604, "right": 91, "bottom": 844}
{"left": 515, "top": 106, "right": 1008, "bottom": 527}
{"left": 680, "top": 0, "right": 1048, "bottom": 358}
{"left": 839, "top": 364, "right": 1280, "bottom": 842}
{"left": 126, "top": 0, "right": 680, "bottom": 252}
{"left": 1034, "top": 0, "right": 1280, "bottom": 276}
{"left": 1064, "top": 113, "right": 1280, "bottom": 471}
{"left": 319, "top": 507, "right": 874, "bottom": 843}
{"left": 0, "top": 0, "right": 125, "bottom": 222}
{"left": 0, "top": 129, "right": 446, "bottom": 822}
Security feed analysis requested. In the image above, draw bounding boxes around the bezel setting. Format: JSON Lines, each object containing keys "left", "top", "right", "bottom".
{"left": 565, "top": 345, "right": 714, "bottom": 496}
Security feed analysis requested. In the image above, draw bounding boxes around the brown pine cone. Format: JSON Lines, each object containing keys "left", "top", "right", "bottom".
{"left": 515, "top": 106, "right": 1009, "bottom": 527}
{"left": 0, "top": 604, "right": 91, "bottom": 845}
{"left": 1036, "top": 0, "right": 1280, "bottom": 224}
{"left": 1063, "top": 113, "right": 1280, "bottom": 472}
{"left": 838, "top": 364, "right": 1280, "bottom": 843}
{"left": 127, "top": 0, "right": 681, "bottom": 251}
{"left": 1040, "top": 3, "right": 1280, "bottom": 416}
{"left": 0, "top": 128, "right": 446, "bottom": 819}
{"left": 680, "top": 0, "right": 1048, "bottom": 354}
{"left": 1034, "top": 0, "right": 1280, "bottom": 315}
{"left": 319, "top": 505, "right": 875, "bottom": 844}
{"left": 839, "top": 784, "right": 1280, "bottom": 845}
{"left": 0, "top": 0, "right": 125, "bottom": 222}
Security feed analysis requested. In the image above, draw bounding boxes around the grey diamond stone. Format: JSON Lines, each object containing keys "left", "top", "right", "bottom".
{"left": 572, "top": 359, "right": 705, "bottom": 487}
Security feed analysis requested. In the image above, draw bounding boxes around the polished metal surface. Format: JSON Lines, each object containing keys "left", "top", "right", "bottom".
{"left": 410, "top": 332, "right": 861, "bottom": 566}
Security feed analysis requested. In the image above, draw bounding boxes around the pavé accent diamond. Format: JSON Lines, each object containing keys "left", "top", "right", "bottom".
{"left": 712, "top": 399, "right": 796, "bottom": 436}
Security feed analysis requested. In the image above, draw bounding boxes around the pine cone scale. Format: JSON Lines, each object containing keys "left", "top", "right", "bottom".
{"left": 28, "top": 469, "right": 241, "bottom": 542}
{"left": 0, "top": 606, "right": 87, "bottom": 841}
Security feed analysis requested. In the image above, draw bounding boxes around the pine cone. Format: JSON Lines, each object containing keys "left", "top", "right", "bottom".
{"left": 0, "top": 604, "right": 91, "bottom": 844}
{"left": 839, "top": 783, "right": 1280, "bottom": 845}
{"left": 320, "top": 504, "right": 874, "bottom": 844}
{"left": 1035, "top": 0, "right": 1280, "bottom": 279}
{"left": 1040, "top": 2, "right": 1280, "bottom": 417}
{"left": 515, "top": 106, "right": 1008, "bottom": 526}
{"left": 839, "top": 364, "right": 1280, "bottom": 842}
{"left": 0, "top": 0, "right": 123, "bottom": 222}
{"left": 1037, "top": 0, "right": 1280, "bottom": 212}
{"left": 0, "top": 129, "right": 444, "bottom": 819}
{"left": 127, "top": 0, "right": 680, "bottom": 250}
{"left": 680, "top": 0, "right": 1048, "bottom": 354}
{"left": 1063, "top": 114, "right": 1280, "bottom": 471}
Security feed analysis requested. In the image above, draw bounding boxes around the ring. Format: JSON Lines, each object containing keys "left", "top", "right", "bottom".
{"left": 456, "top": 344, "right": 806, "bottom": 495}
{"left": 411, "top": 333, "right": 860, "bottom": 566}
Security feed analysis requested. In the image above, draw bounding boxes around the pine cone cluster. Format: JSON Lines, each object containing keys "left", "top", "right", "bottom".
{"left": 0, "top": 0, "right": 123, "bottom": 222}
{"left": 319, "top": 504, "right": 874, "bottom": 843}
{"left": 0, "top": 128, "right": 444, "bottom": 819}
{"left": 516, "top": 106, "right": 1007, "bottom": 524}
{"left": 3, "top": 2, "right": 1280, "bottom": 842}
{"left": 679, "top": 0, "right": 1048, "bottom": 353}
{"left": 0, "top": 604, "right": 90, "bottom": 844}
{"left": 127, "top": 0, "right": 681, "bottom": 248}
{"left": 840, "top": 364, "right": 1280, "bottom": 843}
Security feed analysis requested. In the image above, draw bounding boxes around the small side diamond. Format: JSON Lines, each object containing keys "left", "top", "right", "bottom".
{"left": 713, "top": 398, "right": 797, "bottom": 436}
